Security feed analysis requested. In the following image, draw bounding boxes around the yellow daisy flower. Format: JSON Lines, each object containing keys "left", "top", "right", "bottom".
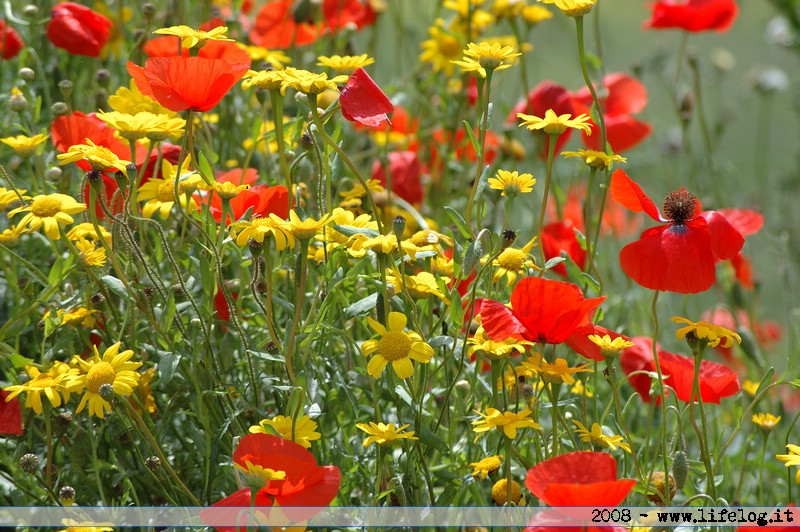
{"left": 74, "top": 238, "right": 107, "bottom": 267}
{"left": 238, "top": 44, "right": 291, "bottom": 69}
{"left": 277, "top": 210, "right": 332, "bottom": 240}
{"left": 452, "top": 41, "right": 521, "bottom": 78}
{"left": 199, "top": 180, "right": 250, "bottom": 200}
{"left": 108, "top": 82, "right": 175, "bottom": 116}
{"left": 356, "top": 421, "right": 418, "bottom": 447}
{"left": 562, "top": 149, "right": 626, "bottom": 169}
{"left": 250, "top": 414, "right": 322, "bottom": 449}
{"left": 472, "top": 407, "right": 540, "bottom": 441}
{"left": 419, "top": 18, "right": 464, "bottom": 76}
{"left": 57, "top": 518, "right": 113, "bottom": 532}
{"left": 241, "top": 68, "right": 287, "bottom": 92}
{"left": 7, "top": 193, "right": 87, "bottom": 240}
{"left": 66, "top": 222, "right": 112, "bottom": 245}
{"left": 517, "top": 108, "right": 593, "bottom": 136}
{"left": 521, "top": 352, "right": 592, "bottom": 385}
{"left": 573, "top": 420, "right": 632, "bottom": 453}
{"left": 488, "top": 169, "right": 536, "bottom": 197}
{"left": 96, "top": 110, "right": 186, "bottom": 142}
{"left": 4, "top": 362, "right": 76, "bottom": 414}
{"left": 317, "top": 54, "right": 375, "bottom": 73}
{"left": 671, "top": 316, "right": 742, "bottom": 349}
{"left": 488, "top": 236, "right": 537, "bottom": 286}
{"left": 587, "top": 334, "right": 635, "bottom": 358}
{"left": 279, "top": 68, "right": 348, "bottom": 95}
{"left": 776, "top": 444, "right": 800, "bottom": 483}
{"left": 0, "top": 133, "right": 48, "bottom": 157}
{"left": 0, "top": 225, "right": 24, "bottom": 245}
{"left": 468, "top": 454, "right": 502, "bottom": 479}
{"left": 152, "top": 25, "right": 233, "bottom": 49}
{"left": 752, "top": 412, "right": 780, "bottom": 432}
{"left": 491, "top": 478, "right": 524, "bottom": 506}
{"left": 44, "top": 307, "right": 97, "bottom": 328}
{"left": 361, "top": 312, "right": 434, "bottom": 380}
{"left": 538, "top": 0, "right": 597, "bottom": 17}
{"left": 467, "top": 326, "right": 531, "bottom": 360}
{"left": 57, "top": 139, "right": 132, "bottom": 173}
{"left": 386, "top": 269, "right": 450, "bottom": 301}
{"left": 522, "top": 4, "right": 555, "bottom": 24}
{"left": 231, "top": 216, "right": 295, "bottom": 250}
{"left": 64, "top": 342, "right": 142, "bottom": 419}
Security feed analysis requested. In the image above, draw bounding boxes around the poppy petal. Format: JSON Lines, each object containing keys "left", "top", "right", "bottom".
{"left": 716, "top": 208, "right": 764, "bottom": 236}
{"left": 658, "top": 351, "right": 740, "bottom": 404}
{"left": 584, "top": 114, "right": 651, "bottom": 153}
{"left": 566, "top": 325, "right": 625, "bottom": 362}
{"left": 340, "top": 68, "right": 394, "bottom": 127}
{"left": 701, "top": 210, "right": 745, "bottom": 261}
{"left": 620, "top": 336, "right": 663, "bottom": 404}
{"left": 619, "top": 222, "right": 716, "bottom": 294}
{"left": 479, "top": 299, "right": 530, "bottom": 341}
{"left": 542, "top": 479, "right": 638, "bottom": 507}
{"left": 610, "top": 169, "right": 662, "bottom": 221}
{"left": 0, "top": 390, "right": 22, "bottom": 435}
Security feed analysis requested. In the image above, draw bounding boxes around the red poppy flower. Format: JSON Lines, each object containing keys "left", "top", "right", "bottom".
{"left": 480, "top": 277, "right": 605, "bottom": 345}
{"left": 371, "top": 151, "right": 424, "bottom": 205}
{"left": 644, "top": 0, "right": 738, "bottom": 33}
{"left": 128, "top": 56, "right": 249, "bottom": 113}
{"left": 249, "top": 0, "right": 322, "bottom": 49}
{"left": 566, "top": 325, "right": 629, "bottom": 362}
{"left": 143, "top": 37, "right": 252, "bottom": 67}
{"left": 658, "top": 350, "right": 740, "bottom": 404}
{"left": 208, "top": 180, "right": 290, "bottom": 224}
{"left": 572, "top": 73, "right": 652, "bottom": 153}
{"left": 526, "top": 451, "right": 636, "bottom": 506}
{"left": 620, "top": 336, "right": 663, "bottom": 404}
{"left": 47, "top": 2, "right": 112, "bottom": 57}
{"left": 525, "top": 509, "right": 628, "bottom": 532}
{"left": 52, "top": 111, "right": 129, "bottom": 170}
{"left": 0, "top": 20, "right": 23, "bottom": 59}
{"left": 611, "top": 169, "right": 744, "bottom": 294}
{"left": 541, "top": 220, "right": 586, "bottom": 277}
{"left": 509, "top": 81, "right": 574, "bottom": 158}
{"left": 340, "top": 68, "right": 393, "bottom": 127}
{"left": 203, "top": 433, "right": 340, "bottom": 530}
{"left": 322, "top": 0, "right": 378, "bottom": 31}
{"left": 0, "top": 390, "right": 23, "bottom": 435}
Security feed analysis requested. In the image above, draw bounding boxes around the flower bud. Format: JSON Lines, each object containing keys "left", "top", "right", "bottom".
{"left": 9, "top": 90, "right": 28, "bottom": 112}
{"left": 59, "top": 485, "right": 76, "bottom": 506}
{"left": 18, "top": 68, "right": 35, "bottom": 81}
{"left": 51, "top": 102, "right": 70, "bottom": 116}
{"left": 145, "top": 456, "right": 161, "bottom": 471}
{"left": 98, "top": 383, "right": 115, "bottom": 401}
{"left": 58, "top": 80, "right": 73, "bottom": 101}
{"left": 20, "top": 453, "right": 39, "bottom": 474}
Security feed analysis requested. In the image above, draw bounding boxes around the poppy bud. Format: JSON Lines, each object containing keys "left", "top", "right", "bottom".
{"left": 46, "top": 167, "right": 63, "bottom": 181}
{"left": 20, "top": 453, "right": 39, "bottom": 474}
{"left": 47, "top": 2, "right": 113, "bottom": 57}
{"left": 51, "top": 102, "right": 70, "bottom": 116}
{"left": 58, "top": 79, "right": 73, "bottom": 101}
{"left": 672, "top": 450, "right": 688, "bottom": 489}
{"left": 8, "top": 90, "right": 27, "bottom": 112}
{"left": 145, "top": 456, "right": 161, "bottom": 471}
{"left": 18, "top": 68, "right": 35, "bottom": 81}
{"left": 59, "top": 485, "right": 76, "bottom": 506}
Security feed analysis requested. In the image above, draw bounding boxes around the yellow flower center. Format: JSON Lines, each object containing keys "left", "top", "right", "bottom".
{"left": 496, "top": 248, "right": 526, "bottom": 271}
{"left": 86, "top": 362, "right": 116, "bottom": 393}
{"left": 31, "top": 374, "right": 54, "bottom": 389}
{"left": 377, "top": 331, "right": 412, "bottom": 361}
{"left": 440, "top": 36, "right": 462, "bottom": 57}
{"left": 157, "top": 181, "right": 176, "bottom": 202}
{"left": 31, "top": 197, "right": 63, "bottom": 218}
{"left": 88, "top": 145, "right": 116, "bottom": 165}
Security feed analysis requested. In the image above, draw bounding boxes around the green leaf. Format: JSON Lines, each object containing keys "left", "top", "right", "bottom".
{"left": 247, "top": 350, "right": 286, "bottom": 363}
{"left": 419, "top": 424, "right": 449, "bottom": 454}
{"left": 158, "top": 351, "right": 181, "bottom": 385}
{"left": 578, "top": 272, "right": 601, "bottom": 294}
{"left": 444, "top": 206, "right": 472, "bottom": 240}
{"left": 543, "top": 256, "right": 566, "bottom": 270}
{"left": 756, "top": 367, "right": 774, "bottom": 395}
{"left": 344, "top": 293, "right": 378, "bottom": 318}
{"left": 394, "top": 385, "right": 414, "bottom": 407}
{"left": 10, "top": 353, "right": 34, "bottom": 368}
{"left": 101, "top": 275, "right": 134, "bottom": 302}
{"left": 196, "top": 150, "right": 216, "bottom": 183}
{"left": 462, "top": 240, "right": 482, "bottom": 278}
{"left": 473, "top": 164, "right": 492, "bottom": 204}
{"left": 461, "top": 120, "right": 480, "bottom": 155}
{"left": 332, "top": 224, "right": 379, "bottom": 238}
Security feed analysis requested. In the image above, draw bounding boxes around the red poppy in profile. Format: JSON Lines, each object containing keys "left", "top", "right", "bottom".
{"left": 0, "top": 20, "right": 23, "bottom": 59}
{"left": 620, "top": 336, "right": 663, "bottom": 404}
{"left": 645, "top": 0, "right": 738, "bottom": 33}
{"left": 658, "top": 350, "right": 740, "bottom": 404}
{"left": 572, "top": 73, "right": 652, "bottom": 153}
{"left": 611, "top": 169, "right": 744, "bottom": 294}
{"left": 47, "top": 2, "right": 112, "bottom": 57}
{"left": 480, "top": 277, "right": 605, "bottom": 345}
{"left": 0, "top": 390, "right": 23, "bottom": 435}
{"left": 526, "top": 451, "right": 636, "bottom": 506}
{"left": 209, "top": 181, "right": 290, "bottom": 223}
{"left": 541, "top": 220, "right": 586, "bottom": 277}
{"left": 322, "top": 0, "right": 378, "bottom": 31}
{"left": 340, "top": 68, "right": 393, "bottom": 127}
{"left": 128, "top": 56, "right": 249, "bottom": 113}
{"left": 143, "top": 37, "right": 252, "bottom": 67}
{"left": 509, "top": 81, "right": 574, "bottom": 158}
{"left": 249, "top": 0, "right": 322, "bottom": 49}
{"left": 567, "top": 325, "right": 629, "bottom": 362}
{"left": 204, "top": 433, "right": 340, "bottom": 530}
{"left": 371, "top": 151, "right": 424, "bottom": 205}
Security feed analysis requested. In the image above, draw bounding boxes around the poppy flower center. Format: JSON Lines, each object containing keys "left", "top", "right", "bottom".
{"left": 377, "top": 331, "right": 412, "bottom": 361}
{"left": 31, "top": 197, "right": 63, "bottom": 217}
{"left": 86, "top": 362, "right": 116, "bottom": 393}
{"left": 497, "top": 248, "right": 526, "bottom": 271}
{"left": 662, "top": 190, "right": 697, "bottom": 224}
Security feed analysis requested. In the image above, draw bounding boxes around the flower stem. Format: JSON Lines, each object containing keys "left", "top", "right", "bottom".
{"left": 465, "top": 70, "right": 493, "bottom": 234}
{"left": 575, "top": 15, "right": 608, "bottom": 152}
{"left": 270, "top": 90, "right": 294, "bottom": 210}
{"left": 536, "top": 135, "right": 557, "bottom": 269}
{"left": 649, "top": 290, "right": 672, "bottom": 504}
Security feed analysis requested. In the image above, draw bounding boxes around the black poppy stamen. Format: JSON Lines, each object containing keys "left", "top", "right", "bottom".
{"left": 662, "top": 190, "right": 698, "bottom": 224}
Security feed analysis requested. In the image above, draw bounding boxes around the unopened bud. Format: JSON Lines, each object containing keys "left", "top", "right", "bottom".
{"left": 58, "top": 80, "right": 73, "bottom": 101}
{"left": 20, "top": 453, "right": 39, "bottom": 474}
{"left": 145, "top": 456, "right": 161, "bottom": 471}
{"left": 98, "top": 383, "right": 115, "bottom": 401}
{"left": 59, "top": 485, "right": 76, "bottom": 506}
{"left": 51, "top": 102, "right": 70, "bottom": 116}
{"left": 18, "top": 68, "right": 35, "bottom": 81}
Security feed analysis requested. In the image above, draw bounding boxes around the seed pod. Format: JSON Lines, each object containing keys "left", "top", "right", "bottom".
{"left": 672, "top": 450, "right": 688, "bottom": 490}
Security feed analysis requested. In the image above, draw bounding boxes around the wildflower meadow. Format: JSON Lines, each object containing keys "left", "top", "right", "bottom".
{"left": 1, "top": 0, "right": 799, "bottom": 529}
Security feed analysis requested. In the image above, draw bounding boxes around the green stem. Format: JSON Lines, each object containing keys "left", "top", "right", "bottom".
{"left": 575, "top": 15, "right": 608, "bottom": 152}
{"left": 464, "top": 70, "right": 493, "bottom": 233}
{"left": 606, "top": 358, "right": 643, "bottom": 481}
{"left": 284, "top": 240, "right": 310, "bottom": 387}
{"left": 649, "top": 290, "right": 672, "bottom": 504}
{"left": 270, "top": 90, "right": 294, "bottom": 210}
{"left": 536, "top": 135, "right": 558, "bottom": 268}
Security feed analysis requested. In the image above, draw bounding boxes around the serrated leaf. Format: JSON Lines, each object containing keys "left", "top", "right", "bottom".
{"left": 344, "top": 293, "right": 378, "bottom": 318}
{"left": 101, "top": 275, "right": 134, "bottom": 302}
{"left": 10, "top": 354, "right": 34, "bottom": 368}
{"left": 444, "top": 206, "right": 472, "bottom": 240}
{"left": 419, "top": 424, "right": 449, "bottom": 454}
